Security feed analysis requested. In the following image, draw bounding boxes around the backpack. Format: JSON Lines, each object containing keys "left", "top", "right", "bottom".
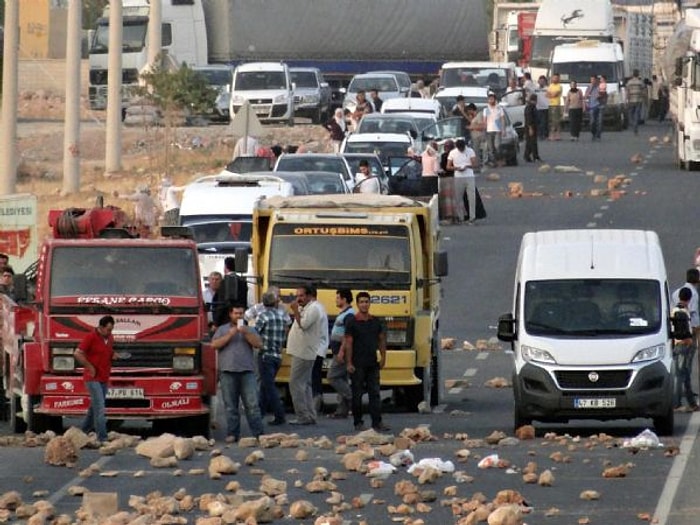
{"left": 671, "top": 303, "right": 693, "bottom": 340}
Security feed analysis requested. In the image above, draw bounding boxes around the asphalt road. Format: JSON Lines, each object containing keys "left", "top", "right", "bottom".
{"left": 1, "top": 119, "right": 699, "bottom": 525}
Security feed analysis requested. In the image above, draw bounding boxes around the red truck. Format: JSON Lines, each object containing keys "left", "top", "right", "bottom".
{"left": 1, "top": 206, "right": 217, "bottom": 436}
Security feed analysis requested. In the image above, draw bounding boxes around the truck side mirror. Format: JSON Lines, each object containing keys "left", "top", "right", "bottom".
{"left": 234, "top": 247, "right": 249, "bottom": 274}
{"left": 433, "top": 251, "right": 448, "bottom": 277}
{"left": 497, "top": 313, "right": 516, "bottom": 342}
{"left": 13, "top": 274, "right": 28, "bottom": 303}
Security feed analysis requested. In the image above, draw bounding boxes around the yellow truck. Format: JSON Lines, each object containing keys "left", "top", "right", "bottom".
{"left": 251, "top": 194, "right": 448, "bottom": 410}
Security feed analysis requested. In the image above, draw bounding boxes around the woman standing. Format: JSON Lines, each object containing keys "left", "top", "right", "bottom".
{"left": 324, "top": 108, "right": 347, "bottom": 153}
{"left": 565, "top": 80, "right": 584, "bottom": 141}
{"left": 421, "top": 141, "right": 440, "bottom": 197}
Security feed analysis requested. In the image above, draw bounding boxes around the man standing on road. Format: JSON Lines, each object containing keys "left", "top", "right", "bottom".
{"left": 255, "top": 290, "right": 291, "bottom": 426}
{"left": 672, "top": 268, "right": 700, "bottom": 397}
{"left": 212, "top": 303, "right": 265, "bottom": 442}
{"left": 546, "top": 73, "right": 563, "bottom": 141}
{"left": 482, "top": 92, "right": 506, "bottom": 167}
{"left": 74, "top": 315, "right": 117, "bottom": 443}
{"left": 523, "top": 94, "right": 541, "bottom": 163}
{"left": 535, "top": 76, "right": 550, "bottom": 140}
{"left": 327, "top": 289, "right": 355, "bottom": 418}
{"left": 585, "top": 76, "right": 604, "bottom": 142}
{"left": 287, "top": 285, "right": 325, "bottom": 425}
{"left": 344, "top": 291, "right": 390, "bottom": 433}
{"left": 626, "top": 69, "right": 646, "bottom": 135}
{"left": 671, "top": 287, "right": 698, "bottom": 412}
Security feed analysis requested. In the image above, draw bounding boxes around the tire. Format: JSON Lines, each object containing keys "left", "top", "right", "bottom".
{"left": 689, "top": 161, "right": 700, "bottom": 172}
{"left": 287, "top": 114, "right": 295, "bottom": 127}
{"left": 27, "top": 396, "right": 62, "bottom": 434}
{"left": 653, "top": 408, "right": 674, "bottom": 436}
{"left": 311, "top": 108, "right": 323, "bottom": 125}
{"left": 513, "top": 403, "right": 532, "bottom": 434}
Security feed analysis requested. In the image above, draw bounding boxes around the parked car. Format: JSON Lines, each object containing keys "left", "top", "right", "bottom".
{"left": 434, "top": 85, "right": 490, "bottom": 116}
{"left": 274, "top": 153, "right": 355, "bottom": 191}
{"left": 264, "top": 171, "right": 311, "bottom": 195}
{"left": 301, "top": 171, "right": 351, "bottom": 194}
{"left": 342, "top": 72, "right": 409, "bottom": 114}
{"left": 191, "top": 64, "right": 233, "bottom": 123}
{"left": 366, "top": 70, "right": 412, "bottom": 92}
{"left": 341, "top": 153, "right": 389, "bottom": 194}
{"left": 381, "top": 97, "right": 444, "bottom": 119}
{"left": 226, "top": 156, "right": 273, "bottom": 173}
{"left": 229, "top": 62, "right": 295, "bottom": 126}
{"left": 340, "top": 132, "right": 414, "bottom": 168}
{"left": 290, "top": 67, "right": 331, "bottom": 124}
{"left": 355, "top": 112, "right": 436, "bottom": 138}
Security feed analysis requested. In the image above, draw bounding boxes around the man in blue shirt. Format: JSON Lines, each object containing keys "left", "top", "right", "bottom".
{"left": 327, "top": 289, "right": 355, "bottom": 418}
{"left": 212, "top": 303, "right": 264, "bottom": 442}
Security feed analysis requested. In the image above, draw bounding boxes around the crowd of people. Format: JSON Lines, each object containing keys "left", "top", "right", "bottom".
{"left": 202, "top": 277, "right": 391, "bottom": 441}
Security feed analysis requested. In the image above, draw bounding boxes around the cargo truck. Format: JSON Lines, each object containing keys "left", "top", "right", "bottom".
{"left": 250, "top": 194, "right": 448, "bottom": 410}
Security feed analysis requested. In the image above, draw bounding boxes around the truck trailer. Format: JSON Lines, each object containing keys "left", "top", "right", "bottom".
{"left": 89, "top": 0, "right": 490, "bottom": 110}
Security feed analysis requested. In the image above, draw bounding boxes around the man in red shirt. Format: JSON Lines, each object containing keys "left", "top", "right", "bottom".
{"left": 74, "top": 315, "right": 116, "bottom": 442}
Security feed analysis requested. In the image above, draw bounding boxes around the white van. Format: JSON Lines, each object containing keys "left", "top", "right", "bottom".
{"left": 179, "top": 172, "right": 294, "bottom": 282}
{"left": 229, "top": 62, "right": 295, "bottom": 126}
{"left": 549, "top": 41, "right": 627, "bottom": 130}
{"left": 497, "top": 229, "right": 675, "bottom": 435}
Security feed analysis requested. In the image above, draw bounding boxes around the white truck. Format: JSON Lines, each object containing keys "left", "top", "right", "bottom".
{"left": 529, "top": 0, "right": 615, "bottom": 81}
{"left": 489, "top": 2, "right": 540, "bottom": 65}
{"left": 89, "top": 0, "right": 208, "bottom": 109}
{"left": 549, "top": 41, "right": 627, "bottom": 131}
{"left": 663, "top": 9, "right": 700, "bottom": 171}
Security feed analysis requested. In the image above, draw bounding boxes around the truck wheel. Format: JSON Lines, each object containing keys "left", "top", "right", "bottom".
{"left": 10, "top": 394, "right": 26, "bottom": 434}
{"left": 653, "top": 408, "right": 675, "bottom": 436}
{"left": 27, "top": 397, "right": 62, "bottom": 434}
{"left": 287, "top": 115, "right": 295, "bottom": 127}
{"left": 312, "top": 108, "right": 324, "bottom": 125}
{"left": 513, "top": 404, "right": 532, "bottom": 434}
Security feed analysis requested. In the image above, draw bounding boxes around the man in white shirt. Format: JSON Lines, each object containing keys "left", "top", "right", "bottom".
{"left": 232, "top": 135, "right": 259, "bottom": 159}
{"left": 354, "top": 160, "right": 381, "bottom": 194}
{"left": 446, "top": 138, "right": 477, "bottom": 224}
{"left": 482, "top": 92, "right": 506, "bottom": 167}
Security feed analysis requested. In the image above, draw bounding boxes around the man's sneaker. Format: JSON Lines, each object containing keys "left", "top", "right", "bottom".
{"left": 268, "top": 418, "right": 286, "bottom": 426}
{"left": 354, "top": 423, "right": 366, "bottom": 431}
{"left": 372, "top": 423, "right": 391, "bottom": 432}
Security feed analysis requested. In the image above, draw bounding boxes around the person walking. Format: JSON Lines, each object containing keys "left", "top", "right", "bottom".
{"left": 255, "top": 290, "right": 291, "bottom": 426}
{"left": 649, "top": 74, "right": 662, "bottom": 119}
{"left": 286, "top": 285, "right": 325, "bottom": 425}
{"left": 535, "top": 76, "right": 549, "bottom": 140}
{"left": 446, "top": 139, "right": 477, "bottom": 224}
{"left": 212, "top": 303, "right": 265, "bottom": 442}
{"left": 585, "top": 76, "right": 604, "bottom": 141}
{"left": 327, "top": 288, "right": 355, "bottom": 418}
{"left": 325, "top": 108, "right": 347, "bottom": 153}
{"left": 344, "top": 291, "right": 390, "bottom": 432}
{"left": 626, "top": 69, "right": 646, "bottom": 135}
{"left": 546, "top": 74, "right": 563, "bottom": 141}
{"left": 565, "top": 80, "right": 584, "bottom": 141}
{"left": 523, "top": 94, "right": 541, "bottom": 162}
{"left": 74, "top": 315, "right": 117, "bottom": 444}
{"left": 671, "top": 287, "right": 698, "bottom": 412}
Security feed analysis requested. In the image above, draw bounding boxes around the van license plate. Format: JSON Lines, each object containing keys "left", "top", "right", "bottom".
{"left": 107, "top": 388, "right": 144, "bottom": 399}
{"left": 574, "top": 398, "right": 616, "bottom": 409}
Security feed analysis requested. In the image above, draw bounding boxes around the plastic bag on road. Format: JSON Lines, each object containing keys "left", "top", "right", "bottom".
{"left": 407, "top": 457, "right": 455, "bottom": 474}
{"left": 366, "top": 460, "right": 397, "bottom": 479}
{"left": 477, "top": 453, "right": 500, "bottom": 469}
{"left": 622, "top": 428, "right": 662, "bottom": 449}
{"left": 389, "top": 449, "right": 415, "bottom": 468}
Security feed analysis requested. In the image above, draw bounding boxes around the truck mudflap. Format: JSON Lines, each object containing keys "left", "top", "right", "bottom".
{"left": 515, "top": 361, "right": 673, "bottom": 420}
{"left": 36, "top": 375, "right": 209, "bottom": 417}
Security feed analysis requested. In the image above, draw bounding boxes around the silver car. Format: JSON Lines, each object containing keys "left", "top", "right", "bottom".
{"left": 342, "top": 73, "right": 409, "bottom": 114}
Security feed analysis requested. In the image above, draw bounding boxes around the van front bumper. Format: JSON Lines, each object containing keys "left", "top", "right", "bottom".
{"left": 515, "top": 361, "right": 672, "bottom": 421}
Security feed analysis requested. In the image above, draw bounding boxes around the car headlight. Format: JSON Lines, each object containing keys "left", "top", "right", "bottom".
{"left": 274, "top": 93, "right": 289, "bottom": 104}
{"left": 52, "top": 348, "right": 75, "bottom": 371}
{"left": 304, "top": 94, "right": 320, "bottom": 104}
{"left": 631, "top": 344, "right": 665, "bottom": 363}
{"left": 230, "top": 95, "right": 245, "bottom": 104}
{"left": 521, "top": 345, "right": 556, "bottom": 364}
{"left": 173, "top": 347, "right": 196, "bottom": 371}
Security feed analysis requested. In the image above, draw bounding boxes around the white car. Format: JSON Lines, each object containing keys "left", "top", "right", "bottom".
{"left": 340, "top": 132, "right": 414, "bottom": 168}
{"left": 342, "top": 73, "right": 410, "bottom": 113}
{"left": 381, "top": 97, "right": 444, "bottom": 119}
{"left": 229, "top": 62, "right": 295, "bottom": 126}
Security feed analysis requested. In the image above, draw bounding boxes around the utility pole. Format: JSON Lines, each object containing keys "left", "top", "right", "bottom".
{"left": 147, "top": 0, "right": 162, "bottom": 68}
{"left": 0, "top": 1, "right": 19, "bottom": 196}
{"left": 105, "top": 0, "right": 123, "bottom": 175}
{"left": 62, "top": 0, "right": 82, "bottom": 194}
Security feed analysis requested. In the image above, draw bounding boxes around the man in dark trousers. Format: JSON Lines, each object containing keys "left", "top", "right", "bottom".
{"left": 74, "top": 315, "right": 117, "bottom": 443}
{"left": 523, "top": 94, "right": 541, "bottom": 162}
{"left": 344, "top": 291, "right": 390, "bottom": 432}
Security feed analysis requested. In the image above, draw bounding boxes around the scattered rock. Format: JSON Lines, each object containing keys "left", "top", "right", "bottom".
{"left": 135, "top": 434, "right": 176, "bottom": 459}
{"left": 538, "top": 469, "right": 554, "bottom": 486}
{"left": 173, "top": 437, "right": 195, "bottom": 460}
{"left": 441, "top": 337, "right": 456, "bottom": 350}
{"left": 289, "top": 500, "right": 317, "bottom": 519}
{"left": 580, "top": 490, "right": 600, "bottom": 500}
{"left": 515, "top": 425, "right": 535, "bottom": 440}
{"left": 44, "top": 436, "right": 78, "bottom": 467}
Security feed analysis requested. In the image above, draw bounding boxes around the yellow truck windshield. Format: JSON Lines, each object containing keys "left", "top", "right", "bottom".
{"left": 268, "top": 223, "right": 411, "bottom": 288}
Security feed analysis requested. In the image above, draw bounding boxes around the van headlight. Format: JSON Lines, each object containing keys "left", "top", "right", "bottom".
{"left": 173, "top": 347, "right": 196, "bottom": 371}
{"left": 521, "top": 345, "right": 556, "bottom": 364}
{"left": 52, "top": 348, "right": 75, "bottom": 371}
{"left": 631, "top": 344, "right": 665, "bottom": 363}
{"left": 274, "top": 93, "right": 289, "bottom": 103}
{"left": 230, "top": 95, "right": 245, "bottom": 105}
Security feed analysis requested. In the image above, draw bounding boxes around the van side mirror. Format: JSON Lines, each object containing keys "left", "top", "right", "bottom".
{"left": 497, "top": 313, "right": 516, "bottom": 342}
{"left": 433, "top": 251, "right": 448, "bottom": 277}
{"left": 223, "top": 274, "right": 247, "bottom": 306}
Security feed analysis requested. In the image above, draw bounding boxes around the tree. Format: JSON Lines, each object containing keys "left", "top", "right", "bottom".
{"left": 135, "top": 58, "right": 217, "bottom": 176}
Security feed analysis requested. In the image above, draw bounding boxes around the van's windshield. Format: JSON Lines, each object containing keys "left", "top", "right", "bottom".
{"left": 551, "top": 62, "right": 618, "bottom": 83}
{"left": 524, "top": 279, "right": 661, "bottom": 336}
